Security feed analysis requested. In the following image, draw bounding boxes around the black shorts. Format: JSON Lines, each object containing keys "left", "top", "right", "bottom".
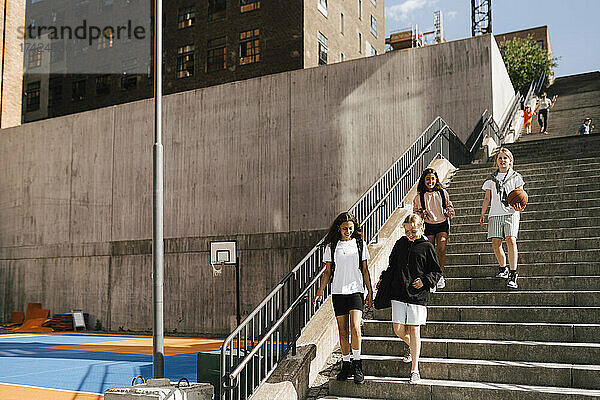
{"left": 424, "top": 220, "right": 449, "bottom": 236}
{"left": 332, "top": 293, "right": 364, "bottom": 316}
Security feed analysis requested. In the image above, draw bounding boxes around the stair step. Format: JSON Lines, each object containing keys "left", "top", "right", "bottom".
{"left": 447, "top": 182, "right": 600, "bottom": 196}
{"left": 359, "top": 355, "right": 600, "bottom": 389}
{"left": 450, "top": 168, "right": 600, "bottom": 187}
{"left": 451, "top": 190, "right": 600, "bottom": 207}
{"left": 450, "top": 172, "right": 600, "bottom": 188}
{"left": 450, "top": 227, "right": 600, "bottom": 243}
{"left": 362, "top": 337, "right": 600, "bottom": 365}
{"left": 453, "top": 199, "right": 600, "bottom": 215}
{"left": 443, "top": 263, "right": 600, "bottom": 278}
{"left": 451, "top": 209, "right": 600, "bottom": 226}
{"left": 440, "top": 276, "right": 600, "bottom": 292}
{"left": 372, "top": 306, "right": 600, "bottom": 324}
{"left": 446, "top": 249, "right": 600, "bottom": 265}
{"left": 451, "top": 218, "right": 600, "bottom": 233}
{"left": 328, "top": 376, "right": 600, "bottom": 399}
{"left": 447, "top": 237, "right": 600, "bottom": 253}
{"left": 457, "top": 154, "right": 600, "bottom": 171}
{"left": 362, "top": 321, "right": 600, "bottom": 343}
{"left": 450, "top": 161, "right": 600, "bottom": 182}
{"left": 429, "top": 291, "right": 600, "bottom": 307}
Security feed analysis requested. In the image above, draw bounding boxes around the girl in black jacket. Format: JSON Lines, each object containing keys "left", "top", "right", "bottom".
{"left": 380, "top": 213, "right": 441, "bottom": 383}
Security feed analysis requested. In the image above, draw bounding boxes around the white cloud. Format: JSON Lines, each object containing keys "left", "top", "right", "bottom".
{"left": 446, "top": 10, "right": 457, "bottom": 19}
{"left": 386, "top": 0, "right": 438, "bottom": 23}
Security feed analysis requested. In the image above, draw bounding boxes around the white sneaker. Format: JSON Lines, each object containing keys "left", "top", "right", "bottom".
{"left": 436, "top": 276, "right": 446, "bottom": 289}
{"left": 409, "top": 371, "right": 421, "bottom": 384}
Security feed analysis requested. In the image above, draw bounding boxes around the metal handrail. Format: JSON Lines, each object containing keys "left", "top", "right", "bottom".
{"left": 219, "top": 116, "right": 471, "bottom": 400}
{"left": 466, "top": 72, "right": 546, "bottom": 153}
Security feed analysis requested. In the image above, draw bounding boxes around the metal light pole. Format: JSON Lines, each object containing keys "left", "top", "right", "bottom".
{"left": 152, "top": 0, "right": 164, "bottom": 378}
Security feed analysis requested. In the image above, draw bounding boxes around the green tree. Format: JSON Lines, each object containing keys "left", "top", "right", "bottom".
{"left": 499, "top": 36, "right": 558, "bottom": 95}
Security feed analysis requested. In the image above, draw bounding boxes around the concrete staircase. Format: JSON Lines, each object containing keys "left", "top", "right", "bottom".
{"left": 323, "top": 135, "right": 600, "bottom": 399}
{"left": 521, "top": 71, "right": 600, "bottom": 140}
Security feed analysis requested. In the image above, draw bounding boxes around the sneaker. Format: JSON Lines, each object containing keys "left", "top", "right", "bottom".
{"left": 336, "top": 361, "right": 353, "bottom": 381}
{"left": 352, "top": 360, "right": 365, "bottom": 384}
{"left": 436, "top": 276, "right": 446, "bottom": 289}
{"left": 507, "top": 271, "right": 518, "bottom": 289}
{"left": 496, "top": 267, "right": 509, "bottom": 279}
{"left": 409, "top": 371, "right": 421, "bottom": 384}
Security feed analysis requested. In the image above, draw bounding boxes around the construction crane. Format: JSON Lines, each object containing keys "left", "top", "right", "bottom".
{"left": 471, "top": 0, "right": 492, "bottom": 36}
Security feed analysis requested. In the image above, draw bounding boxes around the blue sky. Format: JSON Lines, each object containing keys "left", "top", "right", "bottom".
{"left": 384, "top": 0, "right": 599, "bottom": 77}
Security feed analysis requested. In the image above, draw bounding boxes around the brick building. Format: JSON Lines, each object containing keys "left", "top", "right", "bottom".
{"left": 495, "top": 25, "right": 553, "bottom": 80}
{"left": 22, "top": 0, "right": 385, "bottom": 123}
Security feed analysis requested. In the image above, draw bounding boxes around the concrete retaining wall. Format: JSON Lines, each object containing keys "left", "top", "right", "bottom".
{"left": 0, "top": 34, "right": 513, "bottom": 334}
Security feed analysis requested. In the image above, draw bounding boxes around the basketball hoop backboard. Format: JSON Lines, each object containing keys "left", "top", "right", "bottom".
{"left": 210, "top": 241, "right": 237, "bottom": 265}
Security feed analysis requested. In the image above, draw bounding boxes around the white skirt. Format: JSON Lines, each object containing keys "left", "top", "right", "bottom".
{"left": 391, "top": 300, "right": 427, "bottom": 325}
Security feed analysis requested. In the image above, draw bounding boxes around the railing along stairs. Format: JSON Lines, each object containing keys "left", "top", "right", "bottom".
{"left": 218, "top": 117, "right": 475, "bottom": 400}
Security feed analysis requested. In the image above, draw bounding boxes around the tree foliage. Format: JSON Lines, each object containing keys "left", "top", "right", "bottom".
{"left": 499, "top": 36, "right": 558, "bottom": 95}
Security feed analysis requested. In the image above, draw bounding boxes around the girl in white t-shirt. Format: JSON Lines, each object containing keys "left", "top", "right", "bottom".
{"left": 479, "top": 148, "right": 526, "bottom": 288}
{"left": 314, "top": 212, "right": 373, "bottom": 384}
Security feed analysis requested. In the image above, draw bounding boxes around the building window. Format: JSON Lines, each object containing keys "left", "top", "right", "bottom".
{"left": 177, "top": 45, "right": 194, "bottom": 78}
{"left": 317, "top": 0, "right": 327, "bottom": 17}
{"left": 239, "top": 29, "right": 260, "bottom": 65}
{"left": 340, "top": 13, "right": 344, "bottom": 34}
{"left": 72, "top": 78, "right": 87, "bottom": 101}
{"left": 97, "top": 28, "right": 113, "bottom": 49}
{"left": 370, "top": 15, "right": 377, "bottom": 37}
{"left": 207, "top": 37, "right": 226, "bottom": 72}
{"left": 95, "top": 75, "right": 111, "bottom": 95}
{"left": 178, "top": 7, "right": 195, "bottom": 29}
{"left": 28, "top": 47, "right": 42, "bottom": 69}
{"left": 51, "top": 40, "right": 64, "bottom": 63}
{"left": 358, "top": 0, "right": 362, "bottom": 20}
{"left": 26, "top": 81, "right": 41, "bottom": 112}
{"left": 370, "top": 44, "right": 377, "bottom": 56}
{"left": 536, "top": 40, "right": 544, "bottom": 50}
{"left": 241, "top": 0, "right": 260, "bottom": 13}
{"left": 358, "top": 32, "right": 362, "bottom": 53}
{"left": 340, "top": 53, "right": 344, "bottom": 62}
{"left": 48, "top": 78, "right": 62, "bottom": 109}
{"left": 121, "top": 59, "right": 138, "bottom": 89}
{"left": 208, "top": 0, "right": 226, "bottom": 21}
{"left": 317, "top": 32, "right": 328, "bottom": 65}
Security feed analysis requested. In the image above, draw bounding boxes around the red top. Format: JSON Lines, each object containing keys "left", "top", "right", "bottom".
{"left": 524, "top": 110, "right": 534, "bottom": 125}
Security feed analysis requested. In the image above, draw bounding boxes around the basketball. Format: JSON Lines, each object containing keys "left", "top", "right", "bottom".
{"left": 507, "top": 188, "right": 528, "bottom": 208}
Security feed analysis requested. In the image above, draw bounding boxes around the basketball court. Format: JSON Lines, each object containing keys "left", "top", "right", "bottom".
{"left": 0, "top": 332, "right": 223, "bottom": 399}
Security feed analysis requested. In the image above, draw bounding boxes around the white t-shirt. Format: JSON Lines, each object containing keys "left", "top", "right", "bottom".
{"left": 482, "top": 171, "right": 525, "bottom": 216}
{"left": 538, "top": 98, "right": 552, "bottom": 110}
{"left": 323, "top": 238, "right": 370, "bottom": 295}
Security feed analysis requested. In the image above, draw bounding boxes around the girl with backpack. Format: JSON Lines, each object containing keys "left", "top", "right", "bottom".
{"left": 314, "top": 212, "right": 373, "bottom": 384}
{"left": 413, "top": 168, "right": 455, "bottom": 289}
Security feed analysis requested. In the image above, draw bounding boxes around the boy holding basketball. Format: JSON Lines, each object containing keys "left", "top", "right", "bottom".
{"left": 479, "top": 148, "right": 526, "bottom": 289}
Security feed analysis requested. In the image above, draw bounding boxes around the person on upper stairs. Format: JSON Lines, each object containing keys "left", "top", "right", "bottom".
{"left": 534, "top": 92, "right": 557, "bottom": 134}
{"left": 576, "top": 118, "right": 595, "bottom": 135}
{"left": 314, "top": 212, "right": 373, "bottom": 385}
{"left": 479, "top": 148, "right": 525, "bottom": 289}
{"left": 523, "top": 105, "right": 535, "bottom": 134}
{"left": 413, "top": 168, "right": 455, "bottom": 290}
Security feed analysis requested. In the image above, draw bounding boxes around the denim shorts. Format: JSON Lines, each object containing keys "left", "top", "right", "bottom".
{"left": 488, "top": 213, "right": 520, "bottom": 239}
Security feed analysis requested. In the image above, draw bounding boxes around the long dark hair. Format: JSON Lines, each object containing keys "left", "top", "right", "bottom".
{"left": 417, "top": 168, "right": 443, "bottom": 193}
{"left": 322, "top": 212, "right": 363, "bottom": 248}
